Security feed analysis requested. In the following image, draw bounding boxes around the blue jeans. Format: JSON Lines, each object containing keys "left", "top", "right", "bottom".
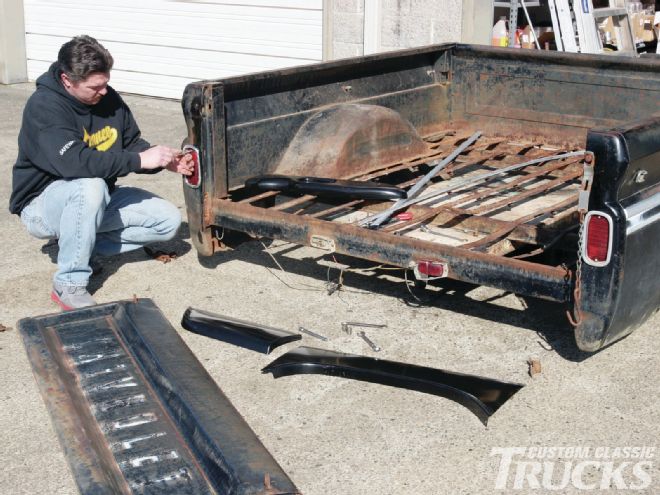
{"left": 20, "top": 178, "right": 181, "bottom": 287}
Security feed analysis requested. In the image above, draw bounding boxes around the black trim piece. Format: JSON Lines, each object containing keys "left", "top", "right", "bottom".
{"left": 262, "top": 346, "right": 523, "bottom": 425}
{"left": 245, "top": 175, "right": 407, "bottom": 201}
{"left": 19, "top": 299, "right": 299, "bottom": 495}
{"left": 181, "top": 307, "right": 301, "bottom": 354}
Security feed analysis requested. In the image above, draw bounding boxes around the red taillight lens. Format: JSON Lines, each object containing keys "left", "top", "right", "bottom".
{"left": 415, "top": 260, "right": 448, "bottom": 279}
{"left": 395, "top": 211, "right": 413, "bottom": 221}
{"left": 184, "top": 145, "right": 200, "bottom": 188}
{"left": 584, "top": 213, "right": 612, "bottom": 265}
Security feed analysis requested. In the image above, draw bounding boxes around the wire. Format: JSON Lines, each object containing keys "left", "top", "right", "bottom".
{"left": 260, "top": 239, "right": 437, "bottom": 305}
{"left": 403, "top": 268, "right": 426, "bottom": 304}
{"left": 259, "top": 240, "right": 325, "bottom": 293}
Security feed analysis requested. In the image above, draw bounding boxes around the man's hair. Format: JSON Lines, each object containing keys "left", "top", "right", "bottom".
{"left": 57, "top": 35, "right": 113, "bottom": 81}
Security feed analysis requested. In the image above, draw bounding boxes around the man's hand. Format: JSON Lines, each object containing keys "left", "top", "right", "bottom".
{"left": 139, "top": 146, "right": 194, "bottom": 176}
{"left": 165, "top": 152, "right": 194, "bottom": 176}
{"left": 139, "top": 145, "right": 177, "bottom": 170}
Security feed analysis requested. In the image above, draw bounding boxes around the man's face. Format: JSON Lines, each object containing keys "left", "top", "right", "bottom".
{"left": 61, "top": 72, "right": 110, "bottom": 105}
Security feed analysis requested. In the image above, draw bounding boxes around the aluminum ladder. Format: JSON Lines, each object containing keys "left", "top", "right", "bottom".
{"left": 548, "top": 0, "right": 637, "bottom": 55}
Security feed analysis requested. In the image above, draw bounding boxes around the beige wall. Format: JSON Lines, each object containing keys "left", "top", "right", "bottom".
{"left": 327, "top": 0, "right": 486, "bottom": 60}
{"left": 0, "top": 0, "right": 28, "bottom": 84}
{"left": 379, "top": 0, "right": 463, "bottom": 51}
{"left": 329, "top": 0, "right": 366, "bottom": 58}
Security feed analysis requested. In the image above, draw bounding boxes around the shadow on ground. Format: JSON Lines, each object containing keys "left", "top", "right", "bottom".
{"left": 40, "top": 223, "right": 193, "bottom": 294}
{"left": 37, "top": 221, "right": 593, "bottom": 362}
{"left": 197, "top": 235, "right": 593, "bottom": 363}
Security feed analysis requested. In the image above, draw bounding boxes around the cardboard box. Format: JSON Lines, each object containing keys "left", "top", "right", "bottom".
{"left": 630, "top": 13, "right": 656, "bottom": 43}
{"left": 521, "top": 25, "right": 536, "bottom": 49}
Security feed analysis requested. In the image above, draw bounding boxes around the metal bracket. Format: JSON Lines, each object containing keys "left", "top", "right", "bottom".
{"left": 578, "top": 153, "right": 595, "bottom": 213}
{"left": 310, "top": 235, "right": 336, "bottom": 252}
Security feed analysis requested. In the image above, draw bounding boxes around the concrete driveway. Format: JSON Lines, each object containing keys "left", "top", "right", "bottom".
{"left": 0, "top": 82, "right": 658, "bottom": 495}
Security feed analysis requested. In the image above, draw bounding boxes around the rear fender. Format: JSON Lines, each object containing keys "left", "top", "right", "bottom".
{"left": 576, "top": 117, "right": 660, "bottom": 351}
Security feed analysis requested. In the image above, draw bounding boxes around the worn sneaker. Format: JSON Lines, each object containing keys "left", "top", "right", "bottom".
{"left": 51, "top": 283, "right": 97, "bottom": 310}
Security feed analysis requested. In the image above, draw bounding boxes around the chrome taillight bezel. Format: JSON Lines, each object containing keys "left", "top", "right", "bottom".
{"left": 183, "top": 144, "right": 201, "bottom": 189}
{"left": 582, "top": 211, "right": 614, "bottom": 267}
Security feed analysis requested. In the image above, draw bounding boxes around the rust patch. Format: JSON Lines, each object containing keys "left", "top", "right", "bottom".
{"left": 211, "top": 197, "right": 571, "bottom": 301}
{"left": 203, "top": 192, "right": 214, "bottom": 227}
{"left": 262, "top": 472, "right": 302, "bottom": 495}
{"left": 19, "top": 300, "right": 300, "bottom": 493}
{"left": 275, "top": 103, "right": 430, "bottom": 178}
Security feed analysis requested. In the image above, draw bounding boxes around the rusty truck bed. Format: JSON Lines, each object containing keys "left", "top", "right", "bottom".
{"left": 182, "top": 43, "right": 660, "bottom": 351}
{"left": 228, "top": 128, "right": 584, "bottom": 261}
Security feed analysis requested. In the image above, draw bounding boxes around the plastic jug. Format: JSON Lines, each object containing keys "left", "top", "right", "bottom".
{"left": 492, "top": 17, "right": 509, "bottom": 47}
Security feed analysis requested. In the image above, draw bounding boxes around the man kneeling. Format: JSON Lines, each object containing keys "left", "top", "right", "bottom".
{"left": 9, "top": 35, "right": 193, "bottom": 310}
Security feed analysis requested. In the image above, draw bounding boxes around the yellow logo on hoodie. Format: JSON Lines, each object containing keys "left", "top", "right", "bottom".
{"left": 83, "top": 126, "right": 118, "bottom": 152}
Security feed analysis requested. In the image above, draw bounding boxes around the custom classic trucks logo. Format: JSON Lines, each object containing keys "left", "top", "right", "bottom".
{"left": 83, "top": 126, "right": 118, "bottom": 151}
{"left": 491, "top": 446, "right": 655, "bottom": 490}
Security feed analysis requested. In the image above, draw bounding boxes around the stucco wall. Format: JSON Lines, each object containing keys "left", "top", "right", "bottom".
{"left": 380, "top": 0, "right": 463, "bottom": 51}
{"left": 329, "top": 0, "right": 465, "bottom": 59}
{"left": 331, "top": 0, "right": 365, "bottom": 58}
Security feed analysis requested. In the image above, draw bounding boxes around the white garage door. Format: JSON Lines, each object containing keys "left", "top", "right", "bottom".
{"left": 23, "top": 0, "right": 323, "bottom": 99}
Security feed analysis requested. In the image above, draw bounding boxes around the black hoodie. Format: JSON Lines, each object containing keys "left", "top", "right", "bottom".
{"left": 9, "top": 63, "right": 153, "bottom": 214}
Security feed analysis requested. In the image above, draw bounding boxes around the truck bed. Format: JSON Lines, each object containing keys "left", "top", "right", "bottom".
{"left": 230, "top": 128, "right": 584, "bottom": 262}
{"left": 182, "top": 43, "right": 660, "bottom": 350}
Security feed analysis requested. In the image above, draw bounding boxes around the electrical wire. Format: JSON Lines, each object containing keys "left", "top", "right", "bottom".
{"left": 260, "top": 239, "right": 439, "bottom": 305}
{"left": 259, "top": 240, "right": 326, "bottom": 293}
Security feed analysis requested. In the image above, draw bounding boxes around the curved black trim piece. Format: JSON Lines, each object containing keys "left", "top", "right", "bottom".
{"left": 182, "top": 307, "right": 301, "bottom": 354}
{"left": 262, "top": 347, "right": 523, "bottom": 425}
{"left": 245, "top": 175, "right": 407, "bottom": 201}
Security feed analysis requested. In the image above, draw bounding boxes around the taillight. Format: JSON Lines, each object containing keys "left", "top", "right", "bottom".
{"left": 582, "top": 212, "right": 613, "bottom": 266}
{"left": 183, "top": 144, "right": 200, "bottom": 188}
{"left": 413, "top": 260, "right": 449, "bottom": 281}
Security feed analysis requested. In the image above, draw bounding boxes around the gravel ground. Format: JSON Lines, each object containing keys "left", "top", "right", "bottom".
{"left": 0, "top": 82, "right": 658, "bottom": 495}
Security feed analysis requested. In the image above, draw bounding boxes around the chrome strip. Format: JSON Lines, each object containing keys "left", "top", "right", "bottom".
{"left": 625, "top": 189, "right": 660, "bottom": 235}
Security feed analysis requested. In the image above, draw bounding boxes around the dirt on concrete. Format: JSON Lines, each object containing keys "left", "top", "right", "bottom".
{"left": 0, "top": 82, "right": 658, "bottom": 495}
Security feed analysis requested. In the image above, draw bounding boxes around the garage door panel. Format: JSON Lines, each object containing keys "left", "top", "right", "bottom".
{"left": 25, "top": 5, "right": 322, "bottom": 40}
{"left": 25, "top": 0, "right": 322, "bottom": 20}
{"left": 24, "top": 0, "right": 323, "bottom": 98}
{"left": 27, "top": 34, "right": 315, "bottom": 82}
{"left": 166, "top": 0, "right": 322, "bottom": 9}
{"left": 25, "top": 9, "right": 322, "bottom": 57}
{"left": 103, "top": 71, "right": 200, "bottom": 100}
{"left": 25, "top": 22, "right": 322, "bottom": 60}
{"left": 24, "top": 28, "right": 322, "bottom": 59}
